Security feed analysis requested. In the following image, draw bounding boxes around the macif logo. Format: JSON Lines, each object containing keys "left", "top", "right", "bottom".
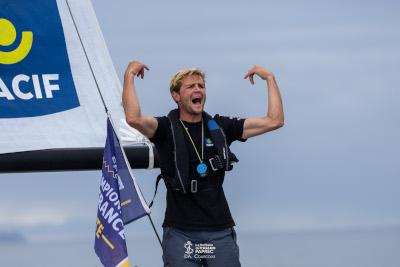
{"left": 0, "top": 18, "right": 59, "bottom": 101}
{"left": 0, "top": 0, "right": 80, "bottom": 118}
{"left": 0, "top": 18, "right": 33, "bottom": 64}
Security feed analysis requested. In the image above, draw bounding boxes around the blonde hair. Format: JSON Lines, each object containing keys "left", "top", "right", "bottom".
{"left": 169, "top": 68, "right": 206, "bottom": 94}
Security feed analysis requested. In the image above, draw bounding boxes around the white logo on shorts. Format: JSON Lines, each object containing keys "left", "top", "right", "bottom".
{"left": 183, "top": 241, "right": 216, "bottom": 259}
{"left": 184, "top": 241, "right": 194, "bottom": 258}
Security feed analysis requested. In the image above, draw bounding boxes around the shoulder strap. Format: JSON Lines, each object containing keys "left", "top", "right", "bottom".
{"left": 204, "top": 113, "right": 230, "bottom": 170}
{"left": 167, "top": 109, "right": 189, "bottom": 194}
{"left": 149, "top": 174, "right": 164, "bottom": 208}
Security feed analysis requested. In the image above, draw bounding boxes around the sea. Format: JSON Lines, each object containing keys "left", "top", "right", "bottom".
{"left": 1, "top": 227, "right": 399, "bottom": 267}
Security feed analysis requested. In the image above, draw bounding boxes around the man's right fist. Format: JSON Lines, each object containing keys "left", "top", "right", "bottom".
{"left": 125, "top": 60, "right": 149, "bottom": 79}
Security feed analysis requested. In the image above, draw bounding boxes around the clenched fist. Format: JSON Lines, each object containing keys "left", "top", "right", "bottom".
{"left": 125, "top": 60, "right": 149, "bottom": 79}
{"left": 244, "top": 65, "right": 274, "bottom": 85}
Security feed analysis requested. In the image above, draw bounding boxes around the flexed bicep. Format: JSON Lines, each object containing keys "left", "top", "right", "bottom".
{"left": 241, "top": 65, "right": 284, "bottom": 139}
{"left": 242, "top": 116, "right": 283, "bottom": 139}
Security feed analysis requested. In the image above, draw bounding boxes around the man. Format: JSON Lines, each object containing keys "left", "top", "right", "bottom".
{"left": 122, "top": 60, "right": 284, "bottom": 267}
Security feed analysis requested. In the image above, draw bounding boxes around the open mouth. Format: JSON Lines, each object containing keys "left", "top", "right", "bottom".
{"left": 192, "top": 97, "right": 202, "bottom": 105}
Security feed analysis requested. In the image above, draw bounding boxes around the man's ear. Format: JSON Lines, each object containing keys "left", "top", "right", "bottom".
{"left": 171, "top": 91, "right": 180, "bottom": 103}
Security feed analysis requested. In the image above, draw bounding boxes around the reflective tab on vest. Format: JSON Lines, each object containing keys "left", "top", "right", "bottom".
{"left": 207, "top": 120, "right": 220, "bottom": 131}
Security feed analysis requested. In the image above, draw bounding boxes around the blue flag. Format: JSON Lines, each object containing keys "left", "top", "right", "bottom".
{"left": 95, "top": 118, "right": 150, "bottom": 267}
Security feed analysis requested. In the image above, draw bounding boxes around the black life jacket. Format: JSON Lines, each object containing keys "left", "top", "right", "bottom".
{"left": 156, "top": 109, "right": 238, "bottom": 194}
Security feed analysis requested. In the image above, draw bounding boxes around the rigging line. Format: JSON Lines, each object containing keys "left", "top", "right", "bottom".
{"left": 148, "top": 215, "right": 163, "bottom": 249}
{"left": 65, "top": 3, "right": 162, "bottom": 246}
{"left": 65, "top": 0, "right": 108, "bottom": 113}
{"left": 66, "top": 0, "right": 155, "bottom": 175}
{"left": 66, "top": 0, "right": 155, "bottom": 156}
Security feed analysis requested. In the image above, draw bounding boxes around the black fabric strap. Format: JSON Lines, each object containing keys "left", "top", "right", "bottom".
{"left": 149, "top": 174, "right": 164, "bottom": 208}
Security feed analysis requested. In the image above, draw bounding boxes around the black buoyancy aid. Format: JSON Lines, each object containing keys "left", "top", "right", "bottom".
{"left": 157, "top": 109, "right": 238, "bottom": 194}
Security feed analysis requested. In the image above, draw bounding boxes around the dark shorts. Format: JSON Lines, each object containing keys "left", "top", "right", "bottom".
{"left": 162, "top": 227, "right": 241, "bottom": 267}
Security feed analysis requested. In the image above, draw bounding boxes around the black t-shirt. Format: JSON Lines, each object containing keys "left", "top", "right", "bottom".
{"left": 150, "top": 114, "right": 246, "bottom": 230}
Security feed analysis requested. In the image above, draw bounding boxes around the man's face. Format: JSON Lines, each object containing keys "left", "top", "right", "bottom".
{"left": 172, "top": 75, "right": 206, "bottom": 115}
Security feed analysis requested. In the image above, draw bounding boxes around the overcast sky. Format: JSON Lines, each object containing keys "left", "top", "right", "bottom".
{"left": 92, "top": 0, "right": 400, "bottom": 231}
{"left": 1, "top": 0, "right": 399, "bottom": 244}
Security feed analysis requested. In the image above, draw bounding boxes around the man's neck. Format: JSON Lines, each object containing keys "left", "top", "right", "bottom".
{"left": 179, "top": 111, "right": 202, "bottom": 123}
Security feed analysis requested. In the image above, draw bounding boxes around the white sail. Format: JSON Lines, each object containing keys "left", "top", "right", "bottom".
{"left": 0, "top": 0, "right": 148, "bottom": 155}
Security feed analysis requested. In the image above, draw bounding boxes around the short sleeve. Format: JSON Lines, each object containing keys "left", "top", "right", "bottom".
{"left": 214, "top": 114, "right": 247, "bottom": 145}
{"left": 149, "top": 116, "right": 169, "bottom": 144}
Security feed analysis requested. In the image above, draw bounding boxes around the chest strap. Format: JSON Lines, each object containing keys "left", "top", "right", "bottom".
{"left": 166, "top": 109, "right": 235, "bottom": 194}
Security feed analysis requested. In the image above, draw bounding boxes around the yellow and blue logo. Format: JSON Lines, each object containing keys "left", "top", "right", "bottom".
{"left": 0, "top": 0, "right": 80, "bottom": 118}
{"left": 205, "top": 138, "right": 214, "bottom": 147}
{"left": 0, "top": 18, "right": 33, "bottom": 64}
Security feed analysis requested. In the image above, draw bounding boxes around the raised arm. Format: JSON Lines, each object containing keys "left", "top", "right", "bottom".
{"left": 242, "top": 65, "right": 284, "bottom": 139}
{"left": 122, "top": 60, "right": 158, "bottom": 138}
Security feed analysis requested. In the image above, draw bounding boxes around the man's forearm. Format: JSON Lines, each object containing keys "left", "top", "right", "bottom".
{"left": 121, "top": 61, "right": 158, "bottom": 138}
{"left": 122, "top": 72, "right": 142, "bottom": 125}
{"left": 266, "top": 75, "right": 284, "bottom": 126}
